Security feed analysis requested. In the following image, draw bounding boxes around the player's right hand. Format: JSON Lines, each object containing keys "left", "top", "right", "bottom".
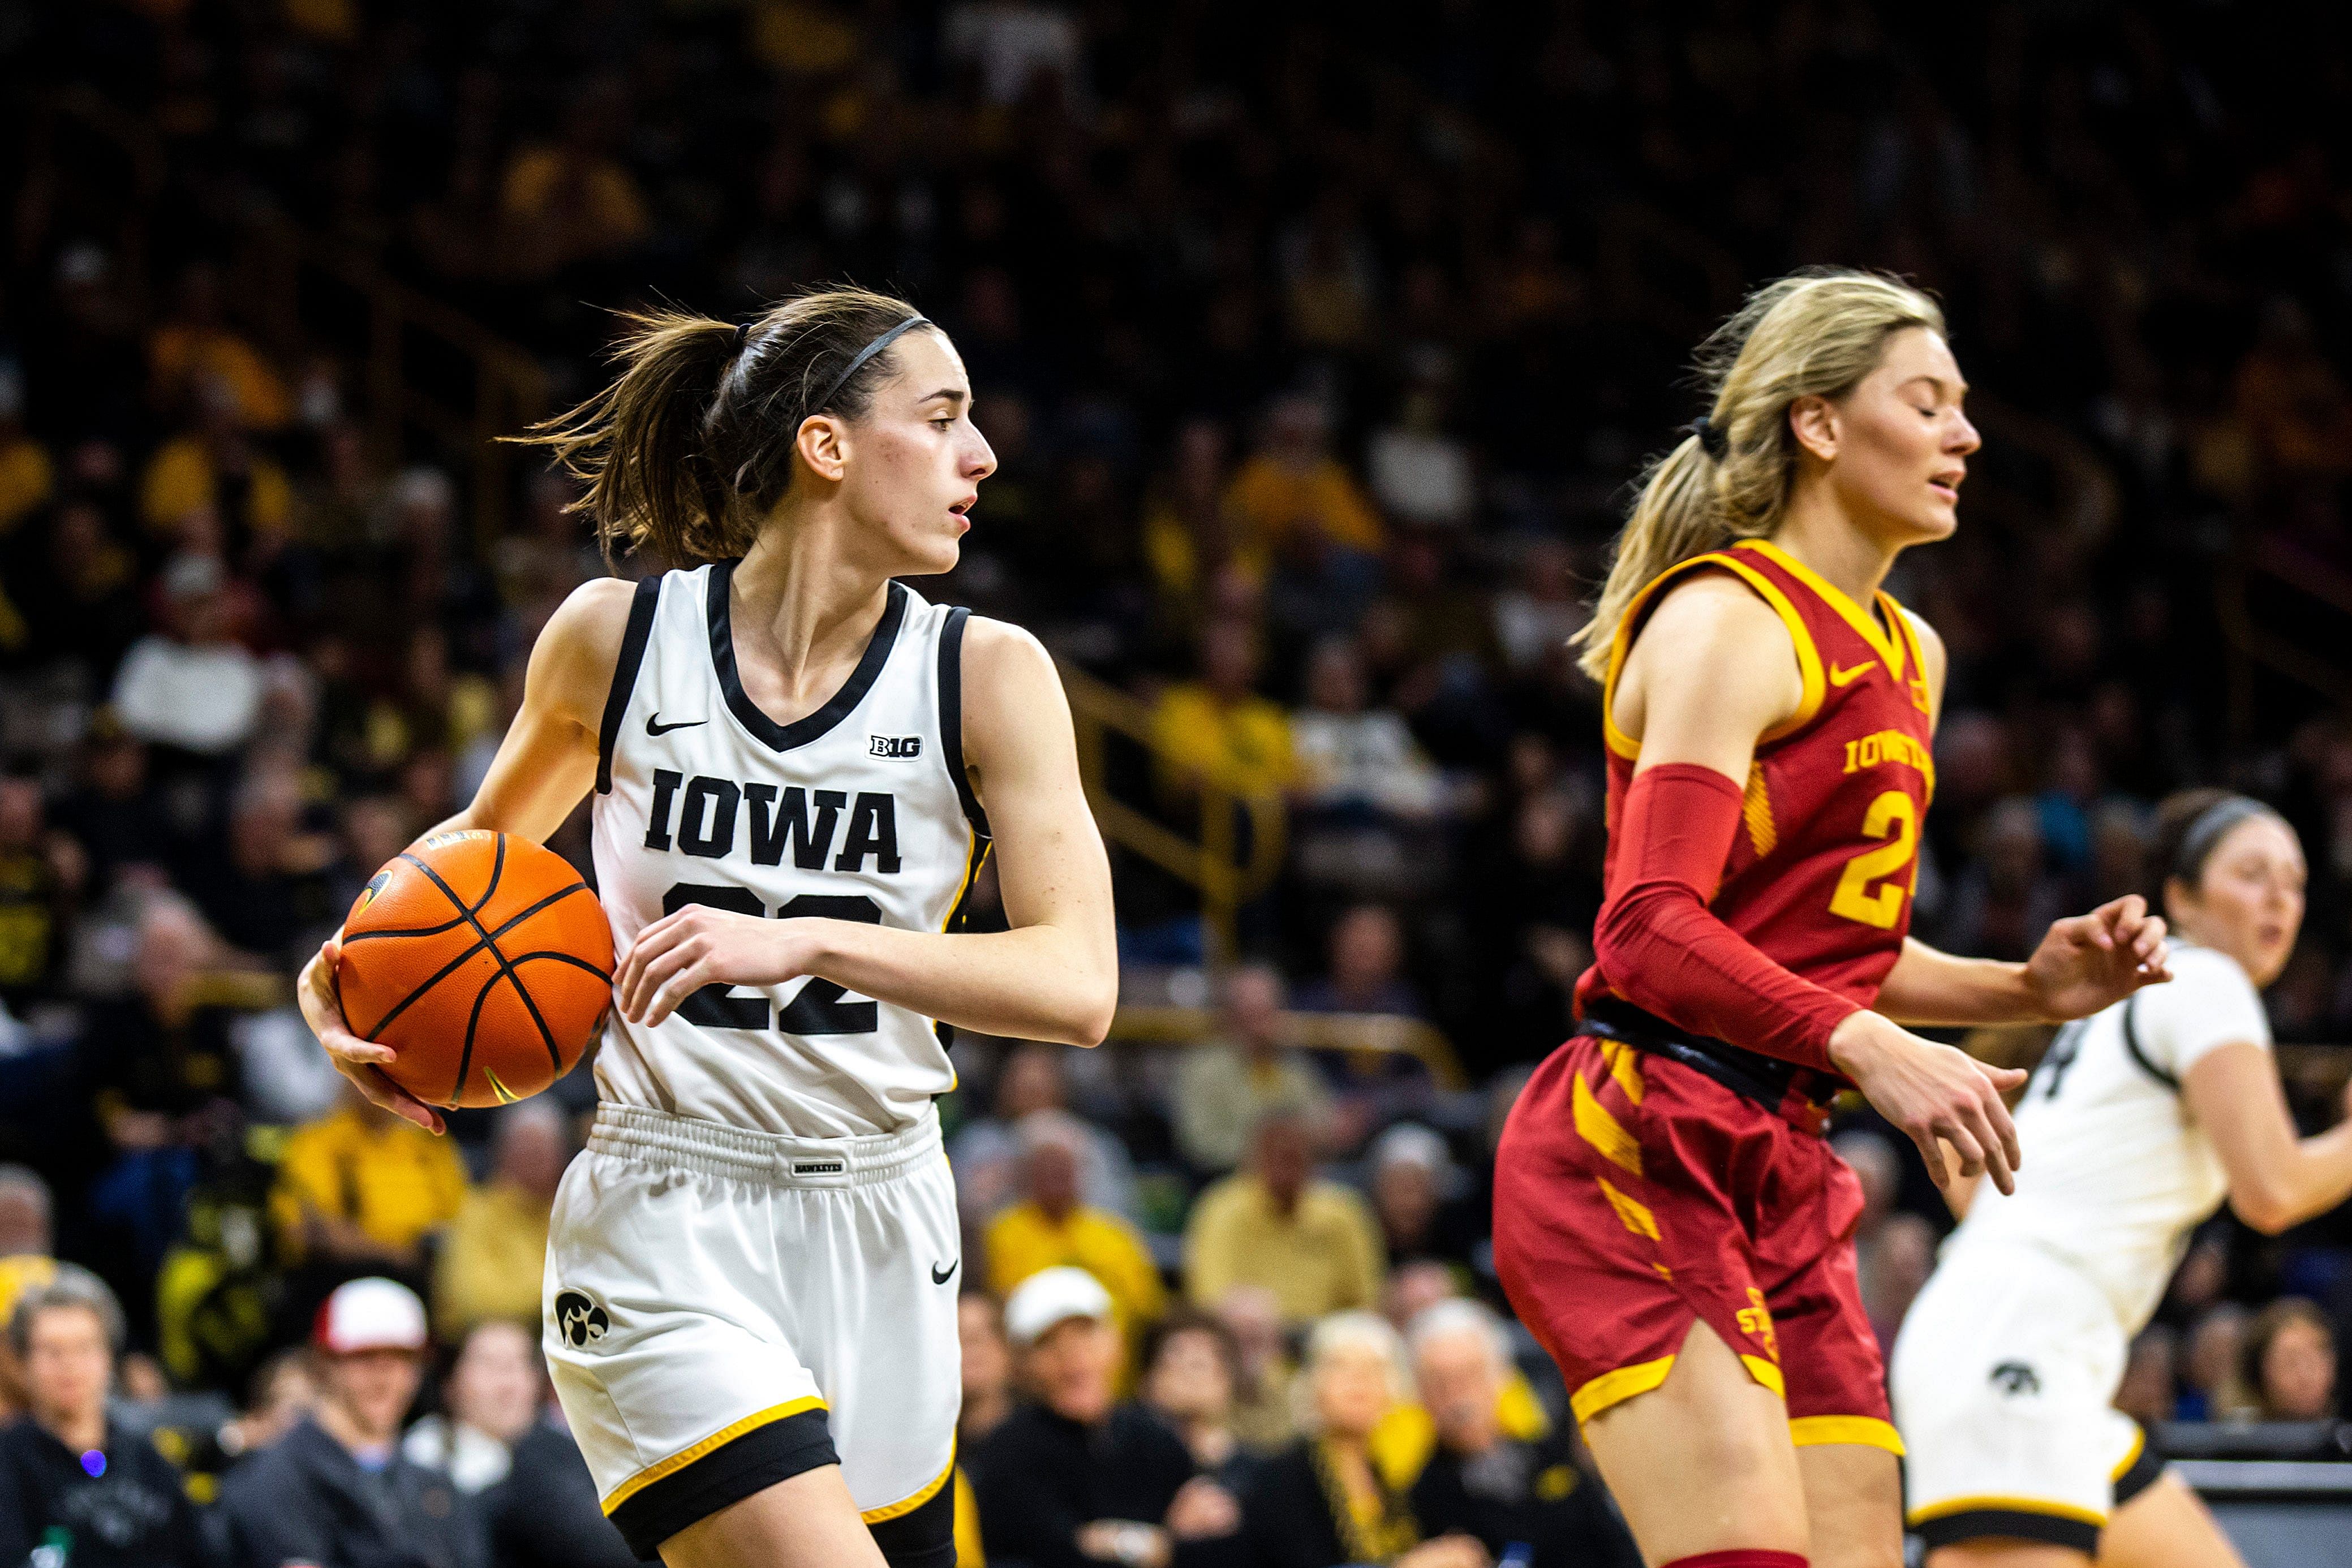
{"left": 1830, "top": 1010, "right": 2024, "bottom": 1193}
{"left": 298, "top": 937, "right": 446, "bottom": 1136}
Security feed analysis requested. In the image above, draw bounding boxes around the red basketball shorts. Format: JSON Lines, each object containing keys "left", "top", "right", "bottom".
{"left": 1494, "top": 1032, "right": 1900, "bottom": 1454}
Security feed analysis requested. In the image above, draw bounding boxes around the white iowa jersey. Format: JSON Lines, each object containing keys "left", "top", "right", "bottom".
{"left": 1949, "top": 944, "right": 2267, "bottom": 1330}
{"left": 588, "top": 563, "right": 990, "bottom": 1138}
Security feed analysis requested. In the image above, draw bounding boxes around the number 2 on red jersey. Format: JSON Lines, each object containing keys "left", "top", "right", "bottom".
{"left": 1829, "top": 790, "right": 1918, "bottom": 929}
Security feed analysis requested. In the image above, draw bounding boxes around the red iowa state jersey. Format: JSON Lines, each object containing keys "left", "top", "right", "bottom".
{"left": 1574, "top": 537, "right": 1937, "bottom": 1028}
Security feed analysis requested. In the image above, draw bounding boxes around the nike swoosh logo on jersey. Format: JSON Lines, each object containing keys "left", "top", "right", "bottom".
{"left": 1828, "top": 661, "right": 1874, "bottom": 687}
{"left": 646, "top": 713, "right": 709, "bottom": 736}
{"left": 932, "top": 1259, "right": 958, "bottom": 1285}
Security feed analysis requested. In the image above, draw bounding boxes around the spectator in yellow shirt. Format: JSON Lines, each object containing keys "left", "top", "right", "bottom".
{"left": 1150, "top": 621, "right": 1297, "bottom": 803}
{"left": 0, "top": 370, "right": 53, "bottom": 539}
{"left": 1224, "top": 394, "right": 1384, "bottom": 558}
{"left": 270, "top": 1083, "right": 468, "bottom": 1273}
{"left": 497, "top": 85, "right": 652, "bottom": 280}
{"left": 0, "top": 1166, "right": 56, "bottom": 1420}
{"left": 433, "top": 1102, "right": 568, "bottom": 1343}
{"left": 1172, "top": 964, "right": 1332, "bottom": 1174}
{"left": 148, "top": 264, "right": 293, "bottom": 432}
{"left": 985, "top": 1112, "right": 1165, "bottom": 1381}
{"left": 139, "top": 378, "right": 293, "bottom": 545}
{"left": 1184, "top": 1108, "right": 1384, "bottom": 1326}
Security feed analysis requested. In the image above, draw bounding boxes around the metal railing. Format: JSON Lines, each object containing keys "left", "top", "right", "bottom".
{"left": 2217, "top": 524, "right": 2352, "bottom": 743}
{"left": 1056, "top": 661, "right": 1286, "bottom": 963}
{"left": 37, "top": 87, "right": 548, "bottom": 542}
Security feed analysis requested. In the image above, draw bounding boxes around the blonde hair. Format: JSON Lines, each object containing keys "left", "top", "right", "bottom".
{"left": 1572, "top": 268, "right": 1946, "bottom": 679}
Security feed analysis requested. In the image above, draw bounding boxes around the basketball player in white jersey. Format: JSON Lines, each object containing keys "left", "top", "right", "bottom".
{"left": 1892, "top": 790, "right": 2352, "bottom": 1567}
{"left": 293, "top": 287, "right": 1117, "bottom": 1568}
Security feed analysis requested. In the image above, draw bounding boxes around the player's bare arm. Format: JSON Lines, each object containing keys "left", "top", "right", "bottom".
{"left": 1623, "top": 575, "right": 2028, "bottom": 1193}
{"left": 2190, "top": 1045, "right": 2352, "bottom": 1234}
{"left": 294, "top": 576, "right": 634, "bottom": 1133}
{"left": 1874, "top": 610, "right": 2169, "bottom": 1026}
{"left": 612, "top": 614, "right": 1117, "bottom": 1045}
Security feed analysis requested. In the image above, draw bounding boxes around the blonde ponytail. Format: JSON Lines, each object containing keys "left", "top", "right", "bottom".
{"left": 1573, "top": 268, "right": 1946, "bottom": 679}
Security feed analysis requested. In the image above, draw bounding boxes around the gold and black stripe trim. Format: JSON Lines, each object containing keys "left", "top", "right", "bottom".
{"left": 1908, "top": 1497, "right": 2101, "bottom": 1556}
{"left": 604, "top": 1398, "right": 838, "bottom": 1560}
{"left": 865, "top": 1455, "right": 959, "bottom": 1567}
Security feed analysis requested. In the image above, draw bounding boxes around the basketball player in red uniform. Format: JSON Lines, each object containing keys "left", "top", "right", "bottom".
{"left": 1493, "top": 270, "right": 2172, "bottom": 1568}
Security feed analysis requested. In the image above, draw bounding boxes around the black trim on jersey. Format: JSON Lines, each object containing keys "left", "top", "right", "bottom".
{"left": 1912, "top": 1507, "right": 2098, "bottom": 1555}
{"left": 2120, "top": 995, "right": 2181, "bottom": 1092}
{"left": 867, "top": 1470, "right": 957, "bottom": 1568}
{"left": 2114, "top": 1424, "right": 2167, "bottom": 1507}
{"left": 596, "top": 575, "right": 664, "bottom": 795}
{"left": 936, "top": 605, "right": 993, "bottom": 838}
{"left": 708, "top": 562, "right": 908, "bottom": 753}
{"left": 607, "top": 1406, "right": 839, "bottom": 1560}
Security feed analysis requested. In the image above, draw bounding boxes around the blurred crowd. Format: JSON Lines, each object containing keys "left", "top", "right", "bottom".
{"left": 1, "top": 0, "right": 2350, "bottom": 1562}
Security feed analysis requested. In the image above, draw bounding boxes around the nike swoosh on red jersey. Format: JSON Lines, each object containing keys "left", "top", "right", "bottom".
{"left": 1828, "top": 661, "right": 1874, "bottom": 687}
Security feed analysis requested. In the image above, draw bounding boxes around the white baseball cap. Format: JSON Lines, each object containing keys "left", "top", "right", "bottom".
{"left": 313, "top": 1277, "right": 429, "bottom": 1354}
{"left": 1003, "top": 1267, "right": 1113, "bottom": 1347}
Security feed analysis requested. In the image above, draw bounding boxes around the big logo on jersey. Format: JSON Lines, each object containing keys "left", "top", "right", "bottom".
{"left": 641, "top": 769, "right": 902, "bottom": 873}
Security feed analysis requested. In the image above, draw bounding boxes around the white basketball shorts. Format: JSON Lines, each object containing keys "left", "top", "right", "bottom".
{"left": 1890, "top": 1239, "right": 2166, "bottom": 1555}
{"left": 543, "top": 1102, "right": 962, "bottom": 1564}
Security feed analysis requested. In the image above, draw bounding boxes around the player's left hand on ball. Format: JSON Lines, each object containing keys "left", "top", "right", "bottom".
{"left": 2025, "top": 894, "right": 2172, "bottom": 1020}
{"left": 616, "top": 906, "right": 818, "bottom": 1027}
{"left": 299, "top": 937, "right": 445, "bottom": 1136}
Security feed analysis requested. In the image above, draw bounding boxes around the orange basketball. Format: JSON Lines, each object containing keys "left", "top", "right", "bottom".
{"left": 336, "top": 829, "right": 614, "bottom": 1109}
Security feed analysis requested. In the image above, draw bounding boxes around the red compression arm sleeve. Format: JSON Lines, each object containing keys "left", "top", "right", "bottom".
{"left": 1592, "top": 762, "right": 1859, "bottom": 1074}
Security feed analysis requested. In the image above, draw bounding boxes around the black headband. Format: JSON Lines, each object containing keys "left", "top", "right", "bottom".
{"left": 1683, "top": 414, "right": 1728, "bottom": 459}
{"left": 811, "top": 315, "right": 931, "bottom": 415}
{"left": 2174, "top": 795, "right": 2274, "bottom": 886}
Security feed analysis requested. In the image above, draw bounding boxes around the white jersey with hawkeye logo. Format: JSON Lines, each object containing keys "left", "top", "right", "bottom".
{"left": 587, "top": 561, "right": 991, "bottom": 1139}
{"left": 1947, "top": 941, "right": 2265, "bottom": 1330}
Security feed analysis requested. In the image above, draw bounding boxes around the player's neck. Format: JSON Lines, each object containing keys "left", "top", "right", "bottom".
{"left": 732, "top": 518, "right": 897, "bottom": 689}
{"left": 1769, "top": 494, "right": 1899, "bottom": 610}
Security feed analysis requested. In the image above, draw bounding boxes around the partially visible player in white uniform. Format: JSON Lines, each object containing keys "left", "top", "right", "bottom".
{"left": 294, "top": 286, "right": 1117, "bottom": 1568}
{"left": 1892, "top": 790, "right": 2352, "bottom": 1568}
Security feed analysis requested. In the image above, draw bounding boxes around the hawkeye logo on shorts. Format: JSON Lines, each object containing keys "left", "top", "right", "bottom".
{"left": 1989, "top": 1361, "right": 2041, "bottom": 1396}
{"left": 870, "top": 735, "right": 922, "bottom": 759}
{"left": 554, "top": 1289, "right": 611, "bottom": 1350}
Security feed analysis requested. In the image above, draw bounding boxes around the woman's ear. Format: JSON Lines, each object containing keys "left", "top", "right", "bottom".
{"left": 794, "top": 414, "right": 849, "bottom": 483}
{"left": 1787, "top": 395, "right": 1839, "bottom": 463}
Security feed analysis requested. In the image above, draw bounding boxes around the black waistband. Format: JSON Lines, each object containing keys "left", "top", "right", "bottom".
{"left": 1578, "top": 1000, "right": 1832, "bottom": 1113}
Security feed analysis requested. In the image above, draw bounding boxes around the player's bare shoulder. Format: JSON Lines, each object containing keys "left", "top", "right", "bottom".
{"left": 532, "top": 575, "right": 646, "bottom": 731}
{"left": 1615, "top": 568, "right": 1806, "bottom": 748}
{"left": 952, "top": 614, "right": 1082, "bottom": 808}
{"left": 960, "top": 615, "right": 1071, "bottom": 729}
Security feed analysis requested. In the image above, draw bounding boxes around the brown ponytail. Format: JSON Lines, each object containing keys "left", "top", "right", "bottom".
{"left": 1572, "top": 268, "right": 1946, "bottom": 679}
{"left": 512, "top": 286, "right": 932, "bottom": 564}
